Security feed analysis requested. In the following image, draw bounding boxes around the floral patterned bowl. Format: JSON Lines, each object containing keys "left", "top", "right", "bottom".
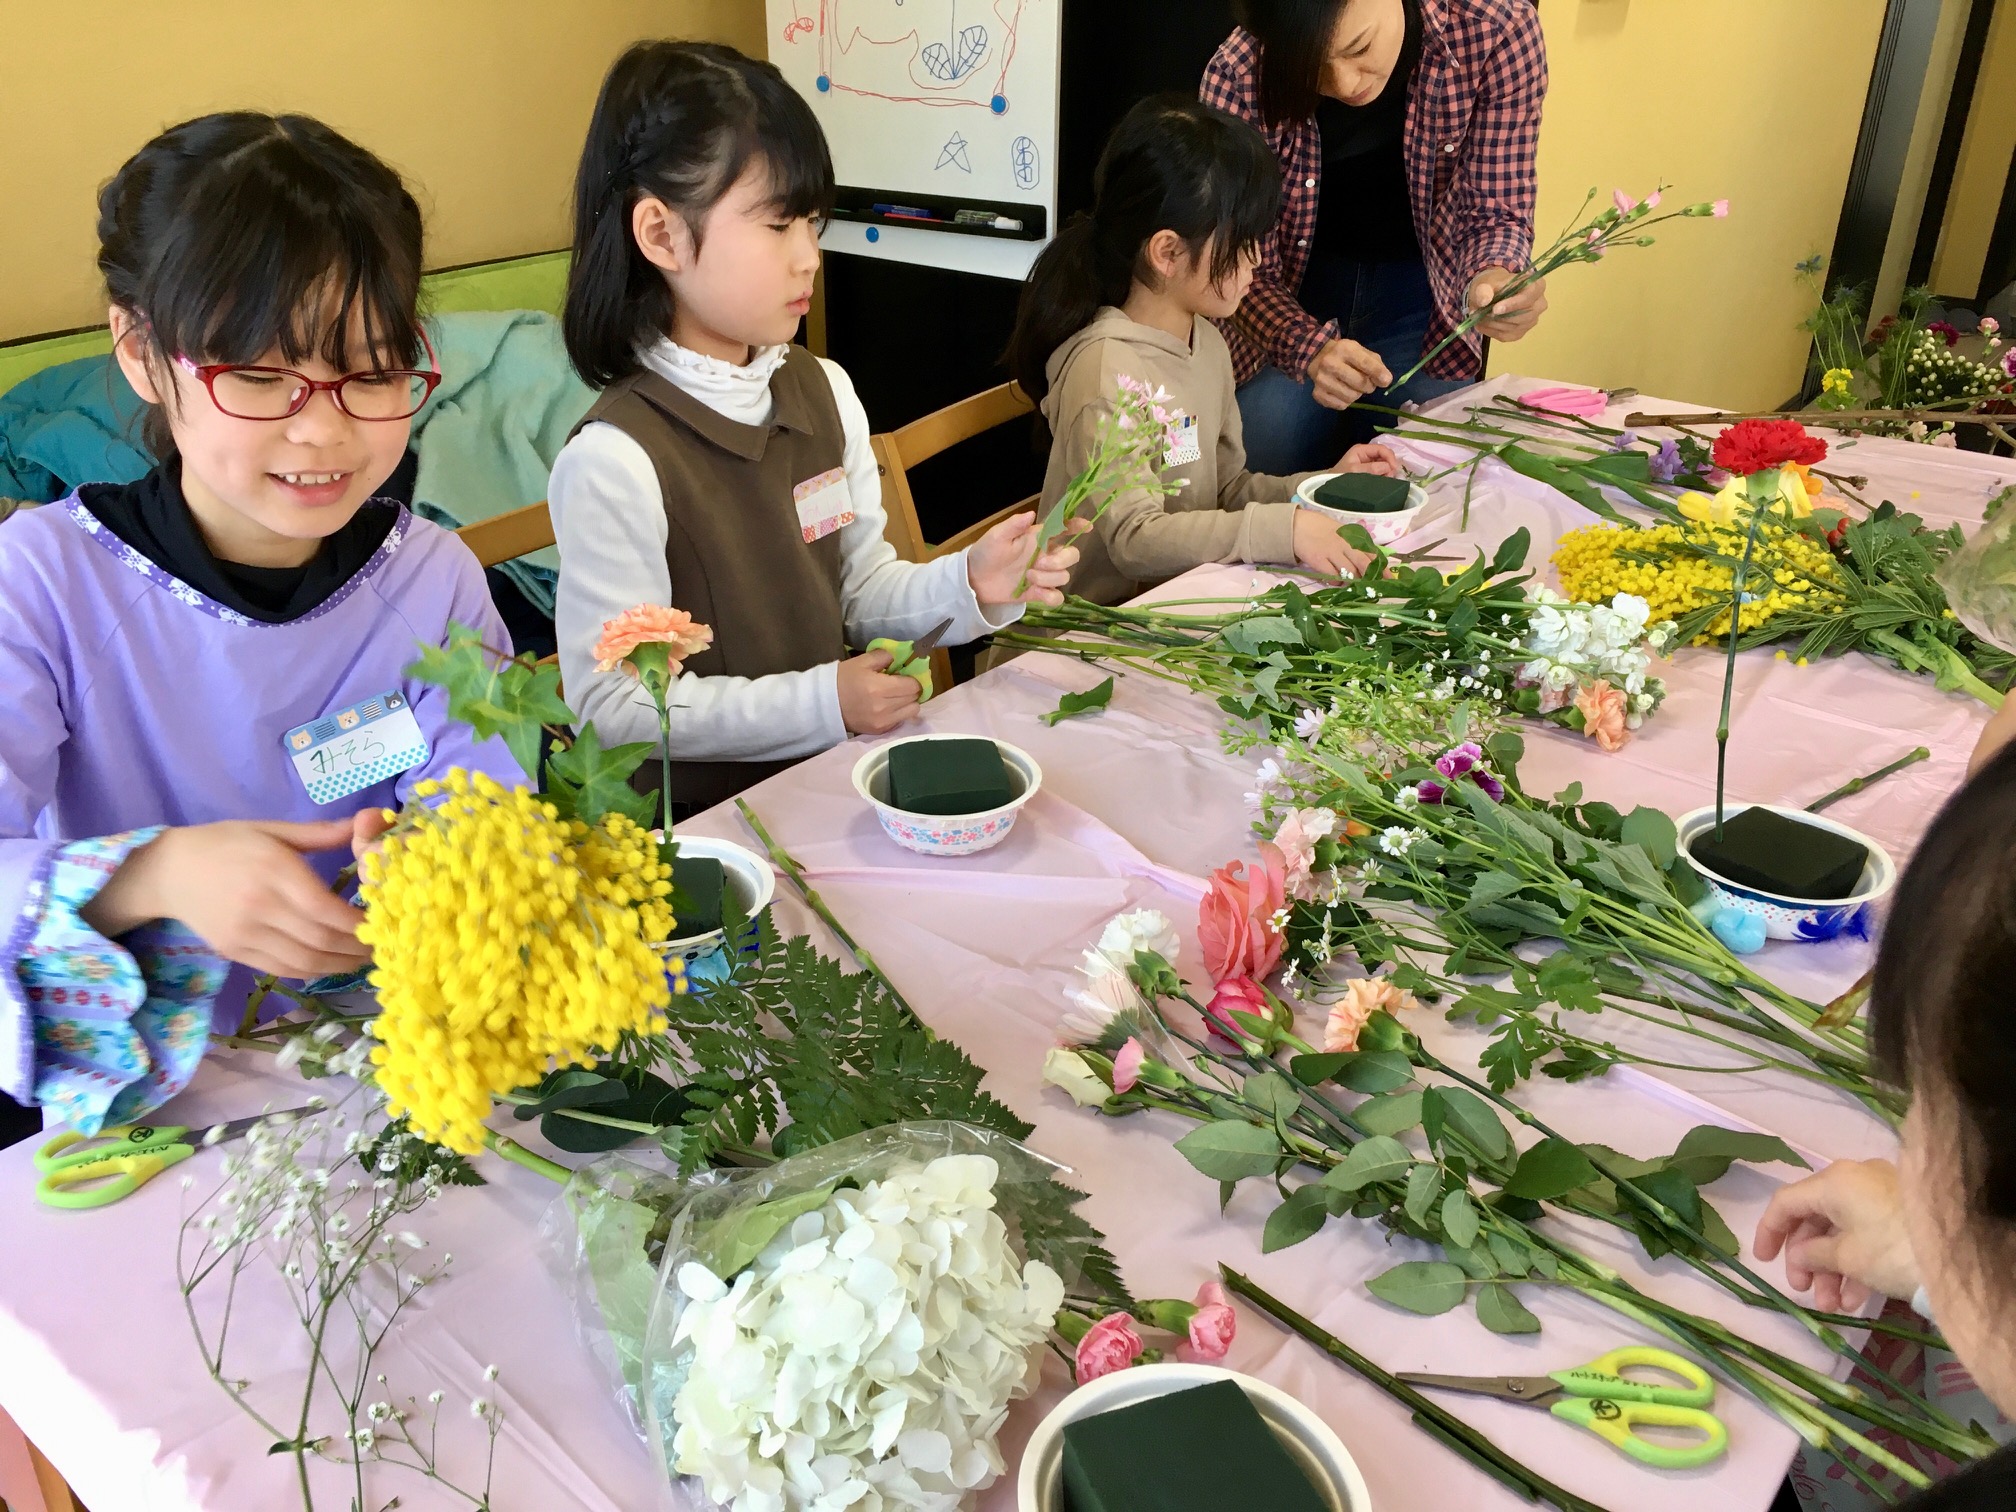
{"left": 852, "top": 735, "right": 1042, "bottom": 858}
{"left": 1676, "top": 804, "right": 1896, "bottom": 943}
{"left": 654, "top": 834, "right": 775, "bottom": 965}
{"left": 1293, "top": 475, "right": 1429, "bottom": 547}
{"left": 1017, "top": 1363, "right": 1371, "bottom": 1512}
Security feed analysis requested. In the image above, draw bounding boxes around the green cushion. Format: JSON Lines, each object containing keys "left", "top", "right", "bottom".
{"left": 1690, "top": 807, "right": 1867, "bottom": 901}
{"left": 1312, "top": 473, "right": 1411, "bottom": 513}
{"left": 671, "top": 855, "right": 726, "bottom": 936}
{"left": 886, "top": 738, "right": 1013, "bottom": 816}
{"left": 1060, "top": 1380, "right": 1329, "bottom": 1512}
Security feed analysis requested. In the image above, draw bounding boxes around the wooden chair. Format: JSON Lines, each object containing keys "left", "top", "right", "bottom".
{"left": 870, "top": 381, "right": 1041, "bottom": 689}
{"left": 454, "top": 501, "right": 555, "bottom": 569}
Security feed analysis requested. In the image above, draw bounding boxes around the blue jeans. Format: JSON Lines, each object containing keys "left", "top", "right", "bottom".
{"left": 1236, "top": 256, "right": 1474, "bottom": 476}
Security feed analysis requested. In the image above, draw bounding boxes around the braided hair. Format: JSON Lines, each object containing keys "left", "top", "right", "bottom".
{"left": 563, "top": 41, "right": 834, "bottom": 388}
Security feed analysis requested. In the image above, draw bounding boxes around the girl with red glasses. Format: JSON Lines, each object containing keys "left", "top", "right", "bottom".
{"left": 0, "top": 113, "right": 521, "bottom": 1140}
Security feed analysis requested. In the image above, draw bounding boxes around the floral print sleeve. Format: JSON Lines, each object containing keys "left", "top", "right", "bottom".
{"left": 15, "top": 829, "right": 227, "bottom": 1133}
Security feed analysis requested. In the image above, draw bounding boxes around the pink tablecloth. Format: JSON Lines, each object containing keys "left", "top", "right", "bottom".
{"left": 3, "top": 379, "right": 2011, "bottom": 1512}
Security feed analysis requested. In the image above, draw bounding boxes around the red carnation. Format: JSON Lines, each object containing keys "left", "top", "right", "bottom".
{"left": 1711, "top": 419, "right": 1828, "bottom": 476}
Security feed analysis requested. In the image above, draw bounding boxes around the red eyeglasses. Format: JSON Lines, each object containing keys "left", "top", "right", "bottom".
{"left": 174, "top": 330, "right": 441, "bottom": 422}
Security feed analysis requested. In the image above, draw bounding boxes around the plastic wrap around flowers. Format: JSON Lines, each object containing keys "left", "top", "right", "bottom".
{"left": 644, "top": 1127, "right": 1067, "bottom": 1512}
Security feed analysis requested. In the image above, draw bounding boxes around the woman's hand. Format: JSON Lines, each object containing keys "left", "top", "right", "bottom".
{"left": 1754, "top": 1159, "right": 1920, "bottom": 1313}
{"left": 1335, "top": 443, "right": 1403, "bottom": 477}
{"left": 966, "top": 512, "right": 1087, "bottom": 607}
{"left": 1292, "top": 509, "right": 1373, "bottom": 581}
{"left": 81, "top": 820, "right": 372, "bottom": 979}
{"left": 1306, "top": 339, "right": 1392, "bottom": 411}
{"left": 1467, "top": 269, "right": 1549, "bottom": 342}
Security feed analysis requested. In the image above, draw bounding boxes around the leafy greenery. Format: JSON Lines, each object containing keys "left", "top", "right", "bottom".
{"left": 545, "top": 724, "right": 658, "bottom": 828}
{"left": 1042, "top": 675, "right": 1115, "bottom": 726}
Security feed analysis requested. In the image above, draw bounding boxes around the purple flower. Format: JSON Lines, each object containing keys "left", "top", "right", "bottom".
{"left": 1418, "top": 743, "right": 1505, "bottom": 806}
{"left": 1927, "top": 321, "right": 1962, "bottom": 349}
{"left": 1607, "top": 430, "right": 1640, "bottom": 452}
{"left": 1649, "top": 439, "right": 1683, "bottom": 484}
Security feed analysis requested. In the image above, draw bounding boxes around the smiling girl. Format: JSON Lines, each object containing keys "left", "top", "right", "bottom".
{"left": 551, "top": 42, "right": 1081, "bottom": 815}
{"left": 0, "top": 113, "right": 521, "bottom": 1135}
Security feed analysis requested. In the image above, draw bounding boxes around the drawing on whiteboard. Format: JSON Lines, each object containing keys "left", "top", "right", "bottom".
{"left": 936, "top": 131, "right": 973, "bottom": 172}
{"left": 1009, "top": 134, "right": 1039, "bottom": 190}
{"left": 782, "top": 0, "right": 1029, "bottom": 111}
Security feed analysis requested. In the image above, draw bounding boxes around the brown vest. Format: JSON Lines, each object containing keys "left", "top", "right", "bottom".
{"left": 570, "top": 346, "right": 848, "bottom": 815}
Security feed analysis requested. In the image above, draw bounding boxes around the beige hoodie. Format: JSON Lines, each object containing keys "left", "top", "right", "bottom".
{"left": 1038, "top": 307, "right": 1313, "bottom": 605}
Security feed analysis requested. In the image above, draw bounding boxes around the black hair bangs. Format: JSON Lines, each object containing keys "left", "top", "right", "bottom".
{"left": 103, "top": 113, "right": 424, "bottom": 381}
{"left": 742, "top": 81, "right": 837, "bottom": 226}
{"left": 1234, "top": 0, "right": 1351, "bottom": 127}
{"left": 1201, "top": 131, "right": 1283, "bottom": 283}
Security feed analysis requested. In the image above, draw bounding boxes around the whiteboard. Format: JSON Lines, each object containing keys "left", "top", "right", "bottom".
{"left": 767, "top": 0, "right": 1060, "bottom": 279}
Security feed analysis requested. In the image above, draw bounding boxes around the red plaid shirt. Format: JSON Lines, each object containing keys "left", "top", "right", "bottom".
{"left": 1201, "top": 0, "right": 1547, "bottom": 385}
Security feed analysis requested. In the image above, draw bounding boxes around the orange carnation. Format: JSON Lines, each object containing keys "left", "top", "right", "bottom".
{"left": 1574, "top": 680, "right": 1630, "bottom": 753}
{"left": 593, "top": 605, "right": 713, "bottom": 677}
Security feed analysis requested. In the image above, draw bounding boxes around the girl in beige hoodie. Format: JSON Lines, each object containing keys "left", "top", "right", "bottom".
{"left": 1007, "top": 96, "right": 1400, "bottom": 606}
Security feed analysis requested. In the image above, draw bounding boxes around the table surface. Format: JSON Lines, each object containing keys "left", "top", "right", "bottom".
{"left": 5, "top": 377, "right": 2013, "bottom": 1512}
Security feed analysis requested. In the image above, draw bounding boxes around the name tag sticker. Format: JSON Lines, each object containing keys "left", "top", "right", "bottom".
{"left": 285, "top": 690, "right": 430, "bottom": 806}
{"left": 1165, "top": 414, "right": 1202, "bottom": 468}
{"left": 794, "top": 467, "right": 854, "bottom": 544}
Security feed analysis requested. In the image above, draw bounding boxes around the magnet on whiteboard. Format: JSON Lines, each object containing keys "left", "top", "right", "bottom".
{"left": 817, "top": 74, "right": 831, "bottom": 92}
{"left": 990, "top": 94, "right": 1007, "bottom": 114}
{"left": 866, "top": 226, "right": 880, "bottom": 242}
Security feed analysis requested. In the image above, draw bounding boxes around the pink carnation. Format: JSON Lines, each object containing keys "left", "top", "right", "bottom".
{"left": 1075, "top": 1312, "right": 1146, "bottom": 1382}
{"left": 593, "top": 604, "right": 713, "bottom": 677}
{"left": 1112, "top": 1037, "right": 1145, "bottom": 1094}
{"left": 1179, "top": 1281, "right": 1238, "bottom": 1364}
{"left": 1574, "top": 680, "right": 1631, "bottom": 753}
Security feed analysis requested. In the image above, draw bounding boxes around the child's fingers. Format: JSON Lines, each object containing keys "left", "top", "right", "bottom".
{"left": 858, "top": 649, "right": 896, "bottom": 672}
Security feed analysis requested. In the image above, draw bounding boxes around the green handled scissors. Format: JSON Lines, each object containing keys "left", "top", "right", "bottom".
{"left": 33, "top": 1105, "right": 320, "bottom": 1210}
{"left": 1399, "top": 1346, "right": 1729, "bottom": 1470}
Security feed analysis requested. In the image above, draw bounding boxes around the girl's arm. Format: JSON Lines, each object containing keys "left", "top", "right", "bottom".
{"left": 1200, "top": 47, "right": 1338, "bottom": 383}
{"left": 550, "top": 426, "right": 852, "bottom": 761}
{"left": 816, "top": 359, "right": 1023, "bottom": 645}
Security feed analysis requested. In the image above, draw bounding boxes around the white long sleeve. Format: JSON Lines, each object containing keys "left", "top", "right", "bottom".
{"left": 550, "top": 342, "right": 1020, "bottom": 764}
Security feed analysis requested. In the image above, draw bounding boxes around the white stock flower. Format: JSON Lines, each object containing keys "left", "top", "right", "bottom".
{"left": 669, "top": 1155, "right": 1064, "bottom": 1512}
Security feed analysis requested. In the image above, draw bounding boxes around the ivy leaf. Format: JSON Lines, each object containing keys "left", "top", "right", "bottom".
{"left": 406, "top": 624, "right": 574, "bottom": 779}
{"left": 1041, "top": 676, "right": 1116, "bottom": 727}
{"left": 1476, "top": 1284, "right": 1542, "bottom": 1335}
{"left": 1352, "top": 1089, "right": 1426, "bottom": 1137}
{"left": 544, "top": 722, "right": 657, "bottom": 827}
{"left": 1502, "top": 1137, "right": 1601, "bottom": 1201}
{"left": 1666, "top": 1126, "right": 1810, "bottom": 1186}
{"left": 1436, "top": 1086, "right": 1512, "bottom": 1163}
{"left": 1174, "top": 1121, "right": 1283, "bottom": 1182}
{"left": 1322, "top": 1135, "right": 1415, "bottom": 1193}
{"left": 1262, "top": 1186, "right": 1332, "bottom": 1253}
{"left": 1367, "top": 1260, "right": 1468, "bottom": 1316}
{"left": 1441, "top": 1189, "right": 1481, "bottom": 1250}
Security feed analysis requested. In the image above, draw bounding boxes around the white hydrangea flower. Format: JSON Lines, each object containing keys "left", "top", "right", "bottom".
{"left": 669, "top": 1155, "right": 1065, "bottom": 1512}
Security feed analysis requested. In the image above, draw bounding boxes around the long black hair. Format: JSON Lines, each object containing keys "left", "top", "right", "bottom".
{"left": 1006, "top": 96, "right": 1280, "bottom": 403}
{"left": 1872, "top": 741, "right": 2016, "bottom": 1259}
{"left": 1234, "top": 0, "right": 1350, "bottom": 128}
{"left": 97, "top": 112, "right": 425, "bottom": 460}
{"left": 563, "top": 41, "right": 835, "bottom": 388}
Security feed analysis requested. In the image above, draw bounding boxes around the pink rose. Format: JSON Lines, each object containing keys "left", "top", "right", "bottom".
{"left": 1574, "top": 680, "right": 1631, "bottom": 753}
{"left": 1075, "top": 1312, "right": 1146, "bottom": 1382}
{"left": 1179, "top": 1281, "right": 1238, "bottom": 1364}
{"left": 593, "top": 604, "right": 714, "bottom": 676}
{"left": 1198, "top": 844, "right": 1288, "bottom": 984}
{"left": 1112, "top": 1037, "right": 1145, "bottom": 1094}
{"left": 1205, "top": 977, "right": 1269, "bottom": 1042}
{"left": 1324, "top": 977, "right": 1419, "bottom": 1053}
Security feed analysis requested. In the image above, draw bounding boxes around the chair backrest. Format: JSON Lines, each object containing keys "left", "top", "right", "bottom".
{"left": 455, "top": 501, "right": 555, "bottom": 568}
{"left": 870, "top": 381, "right": 1041, "bottom": 689}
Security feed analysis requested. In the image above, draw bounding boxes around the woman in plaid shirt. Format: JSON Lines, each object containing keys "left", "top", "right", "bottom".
{"left": 1203, "top": 0, "right": 1549, "bottom": 473}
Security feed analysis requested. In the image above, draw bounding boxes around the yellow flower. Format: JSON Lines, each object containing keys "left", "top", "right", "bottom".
{"left": 1822, "top": 367, "right": 1853, "bottom": 396}
{"left": 356, "top": 769, "right": 680, "bottom": 1154}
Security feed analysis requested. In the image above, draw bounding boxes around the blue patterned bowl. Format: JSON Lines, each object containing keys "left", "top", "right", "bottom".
{"left": 1676, "top": 804, "right": 1896, "bottom": 943}
{"left": 852, "top": 735, "right": 1042, "bottom": 857}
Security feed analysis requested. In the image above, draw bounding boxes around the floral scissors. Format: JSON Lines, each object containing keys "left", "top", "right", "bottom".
{"left": 33, "top": 1105, "right": 319, "bottom": 1210}
{"left": 1399, "top": 1346, "right": 1729, "bottom": 1470}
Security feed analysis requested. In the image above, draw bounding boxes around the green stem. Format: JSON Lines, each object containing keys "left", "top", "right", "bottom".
{"left": 1806, "top": 748, "right": 1930, "bottom": 813}
{"left": 1715, "top": 475, "right": 1775, "bottom": 837}
{"left": 482, "top": 1130, "right": 571, "bottom": 1183}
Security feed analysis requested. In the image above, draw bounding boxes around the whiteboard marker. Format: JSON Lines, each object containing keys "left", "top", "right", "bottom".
{"left": 954, "top": 210, "right": 1024, "bottom": 231}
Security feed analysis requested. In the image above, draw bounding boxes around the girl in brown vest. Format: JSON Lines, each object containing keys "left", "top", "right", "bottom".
{"left": 551, "top": 41, "right": 1080, "bottom": 812}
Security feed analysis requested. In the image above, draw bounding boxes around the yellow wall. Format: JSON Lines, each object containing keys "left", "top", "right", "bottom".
{"left": 1492, "top": 0, "right": 1887, "bottom": 410}
{"left": 0, "top": 1, "right": 765, "bottom": 342}
{"left": 1929, "top": 0, "right": 2016, "bottom": 297}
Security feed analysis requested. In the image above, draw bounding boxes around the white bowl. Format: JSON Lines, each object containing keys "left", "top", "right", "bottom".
{"left": 851, "top": 734, "right": 1042, "bottom": 857}
{"left": 1676, "top": 803, "right": 1896, "bottom": 943}
{"left": 1016, "top": 1363, "right": 1371, "bottom": 1512}
{"left": 1294, "top": 473, "right": 1429, "bottom": 546}
{"left": 656, "top": 834, "right": 775, "bottom": 963}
